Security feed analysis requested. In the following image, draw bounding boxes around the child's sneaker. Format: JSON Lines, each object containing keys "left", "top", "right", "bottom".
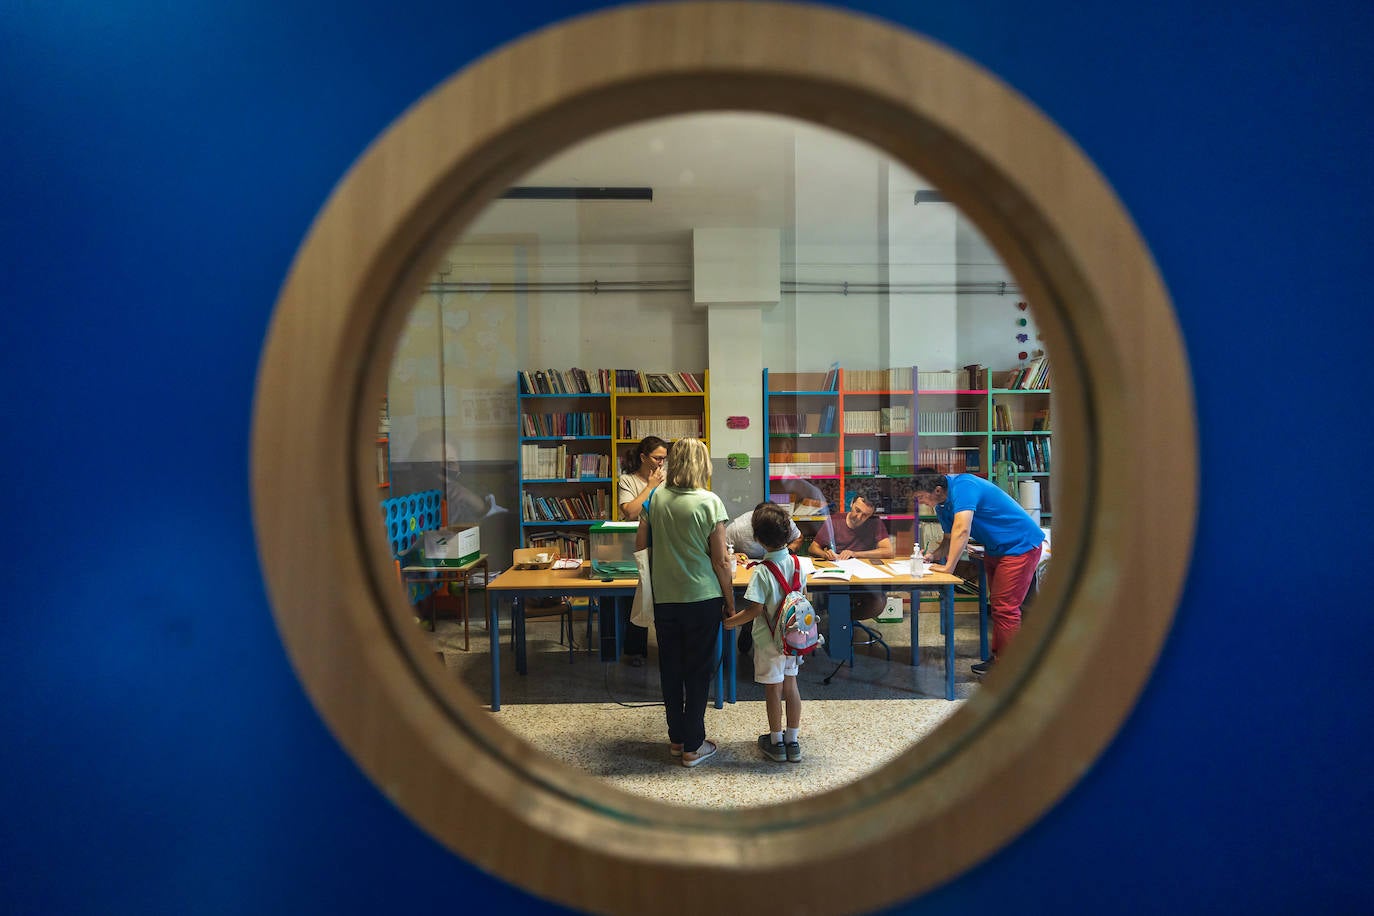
{"left": 785, "top": 739, "right": 802, "bottom": 762}
{"left": 757, "top": 734, "right": 786, "bottom": 762}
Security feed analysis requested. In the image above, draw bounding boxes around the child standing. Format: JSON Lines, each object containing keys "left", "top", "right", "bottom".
{"left": 723, "top": 502, "right": 805, "bottom": 762}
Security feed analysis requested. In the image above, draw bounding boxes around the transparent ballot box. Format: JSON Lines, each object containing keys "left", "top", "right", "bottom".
{"left": 589, "top": 521, "right": 639, "bottom": 578}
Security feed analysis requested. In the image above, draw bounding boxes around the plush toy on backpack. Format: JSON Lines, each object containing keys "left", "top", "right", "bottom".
{"left": 762, "top": 557, "right": 822, "bottom": 656}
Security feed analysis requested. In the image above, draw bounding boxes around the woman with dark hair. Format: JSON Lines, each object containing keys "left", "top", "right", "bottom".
{"left": 617, "top": 435, "right": 667, "bottom": 521}
{"left": 635, "top": 437, "right": 733, "bottom": 767}
{"left": 616, "top": 435, "right": 667, "bottom": 666}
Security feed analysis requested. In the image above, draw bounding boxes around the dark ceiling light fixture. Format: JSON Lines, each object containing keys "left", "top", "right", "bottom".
{"left": 914, "top": 190, "right": 947, "bottom": 205}
{"left": 501, "top": 186, "right": 654, "bottom": 201}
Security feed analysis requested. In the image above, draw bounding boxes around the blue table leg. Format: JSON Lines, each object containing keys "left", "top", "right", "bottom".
{"left": 726, "top": 621, "right": 737, "bottom": 703}
{"left": 828, "top": 589, "right": 854, "bottom": 667}
{"left": 488, "top": 591, "right": 501, "bottom": 712}
{"left": 514, "top": 596, "right": 527, "bottom": 675}
{"left": 713, "top": 625, "right": 724, "bottom": 709}
{"left": 614, "top": 597, "right": 626, "bottom": 661}
{"left": 979, "top": 561, "right": 990, "bottom": 661}
{"left": 943, "top": 585, "right": 955, "bottom": 700}
{"left": 909, "top": 588, "right": 920, "bottom": 667}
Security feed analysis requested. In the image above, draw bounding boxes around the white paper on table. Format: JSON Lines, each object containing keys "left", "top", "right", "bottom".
{"left": 796, "top": 556, "right": 817, "bottom": 576}
{"left": 836, "top": 559, "right": 893, "bottom": 579}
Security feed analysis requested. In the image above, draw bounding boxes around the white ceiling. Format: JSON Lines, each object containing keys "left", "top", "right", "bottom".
{"left": 463, "top": 111, "right": 939, "bottom": 248}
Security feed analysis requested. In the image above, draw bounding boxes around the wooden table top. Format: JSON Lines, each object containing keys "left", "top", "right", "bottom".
{"left": 485, "top": 560, "right": 962, "bottom": 590}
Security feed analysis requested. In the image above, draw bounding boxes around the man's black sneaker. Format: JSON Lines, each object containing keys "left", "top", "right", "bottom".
{"left": 971, "top": 655, "right": 996, "bottom": 676}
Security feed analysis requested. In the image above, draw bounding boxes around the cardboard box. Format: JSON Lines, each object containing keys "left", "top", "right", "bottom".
{"left": 423, "top": 525, "right": 481, "bottom": 566}
{"left": 512, "top": 547, "right": 558, "bottom": 570}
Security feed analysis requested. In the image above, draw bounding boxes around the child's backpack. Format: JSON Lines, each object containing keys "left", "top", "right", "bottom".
{"left": 761, "top": 556, "right": 822, "bottom": 656}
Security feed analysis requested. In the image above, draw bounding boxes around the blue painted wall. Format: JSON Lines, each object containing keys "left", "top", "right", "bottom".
{"left": 4, "top": 2, "right": 1371, "bottom": 913}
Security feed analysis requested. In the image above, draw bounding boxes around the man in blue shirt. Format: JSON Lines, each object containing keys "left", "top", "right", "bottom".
{"left": 913, "top": 472, "right": 1044, "bottom": 676}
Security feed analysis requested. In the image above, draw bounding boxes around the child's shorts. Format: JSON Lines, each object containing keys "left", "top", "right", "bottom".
{"left": 753, "top": 641, "right": 801, "bottom": 685}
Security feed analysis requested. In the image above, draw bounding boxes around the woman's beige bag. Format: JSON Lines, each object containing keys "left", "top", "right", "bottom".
{"left": 630, "top": 547, "right": 654, "bottom": 628}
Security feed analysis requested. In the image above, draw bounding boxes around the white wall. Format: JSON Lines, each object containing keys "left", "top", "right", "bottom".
{"left": 956, "top": 217, "right": 1042, "bottom": 369}
{"left": 388, "top": 219, "right": 1029, "bottom": 462}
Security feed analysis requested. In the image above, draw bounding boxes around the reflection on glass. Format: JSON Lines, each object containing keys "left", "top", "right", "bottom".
{"left": 380, "top": 112, "right": 1055, "bottom": 808}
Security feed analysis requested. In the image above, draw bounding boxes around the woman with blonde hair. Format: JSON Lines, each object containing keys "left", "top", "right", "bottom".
{"left": 634, "top": 437, "right": 734, "bottom": 766}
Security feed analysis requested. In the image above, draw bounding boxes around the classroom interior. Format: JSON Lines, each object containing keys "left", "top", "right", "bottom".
{"left": 378, "top": 112, "right": 1055, "bottom": 807}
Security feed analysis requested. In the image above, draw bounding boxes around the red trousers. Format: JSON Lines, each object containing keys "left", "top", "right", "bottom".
{"left": 983, "top": 546, "right": 1042, "bottom": 655}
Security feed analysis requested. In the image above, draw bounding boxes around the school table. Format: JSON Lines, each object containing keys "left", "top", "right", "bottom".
{"left": 727, "top": 561, "right": 967, "bottom": 701}
{"left": 484, "top": 562, "right": 728, "bottom": 712}
{"left": 399, "top": 552, "right": 490, "bottom": 651}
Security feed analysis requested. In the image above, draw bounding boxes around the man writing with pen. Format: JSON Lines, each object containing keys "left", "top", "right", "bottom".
{"left": 808, "top": 495, "right": 895, "bottom": 620}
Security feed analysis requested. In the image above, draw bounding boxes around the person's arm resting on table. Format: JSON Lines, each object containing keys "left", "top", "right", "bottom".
{"left": 837, "top": 535, "right": 894, "bottom": 561}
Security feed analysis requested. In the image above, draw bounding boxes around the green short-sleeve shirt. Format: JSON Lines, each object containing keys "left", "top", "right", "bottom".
{"left": 645, "top": 486, "right": 729, "bottom": 603}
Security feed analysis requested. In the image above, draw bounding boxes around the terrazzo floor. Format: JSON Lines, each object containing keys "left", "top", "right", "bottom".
{"left": 425, "top": 606, "right": 986, "bottom": 810}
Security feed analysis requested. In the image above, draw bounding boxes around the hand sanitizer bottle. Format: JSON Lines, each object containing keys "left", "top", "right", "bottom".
{"left": 911, "top": 544, "right": 925, "bottom": 576}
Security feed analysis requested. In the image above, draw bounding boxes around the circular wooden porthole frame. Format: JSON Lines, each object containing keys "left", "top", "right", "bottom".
{"left": 251, "top": 3, "right": 1195, "bottom": 913}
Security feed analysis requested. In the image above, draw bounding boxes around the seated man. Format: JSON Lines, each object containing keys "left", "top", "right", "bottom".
{"left": 726, "top": 503, "right": 803, "bottom": 560}
{"left": 808, "top": 495, "right": 895, "bottom": 620}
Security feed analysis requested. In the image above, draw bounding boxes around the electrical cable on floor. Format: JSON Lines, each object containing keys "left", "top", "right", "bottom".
{"left": 602, "top": 651, "right": 728, "bottom": 709}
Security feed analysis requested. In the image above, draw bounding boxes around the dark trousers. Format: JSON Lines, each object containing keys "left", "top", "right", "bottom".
{"left": 623, "top": 620, "right": 648, "bottom": 657}
{"left": 653, "top": 598, "right": 722, "bottom": 753}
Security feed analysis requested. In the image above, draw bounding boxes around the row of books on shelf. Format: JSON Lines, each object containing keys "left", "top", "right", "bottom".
{"left": 991, "top": 403, "right": 1052, "bottom": 433}
{"left": 847, "top": 477, "right": 930, "bottom": 513}
{"left": 992, "top": 436, "right": 1051, "bottom": 472}
{"left": 918, "top": 408, "right": 982, "bottom": 433}
{"left": 613, "top": 369, "right": 704, "bottom": 393}
{"left": 1001, "top": 356, "right": 1052, "bottom": 390}
{"left": 845, "top": 449, "right": 915, "bottom": 476}
{"left": 375, "top": 440, "right": 389, "bottom": 486}
{"left": 917, "top": 446, "right": 982, "bottom": 473}
{"left": 525, "top": 531, "right": 588, "bottom": 559}
{"left": 520, "top": 411, "right": 611, "bottom": 437}
{"left": 520, "top": 490, "right": 611, "bottom": 523}
{"left": 843, "top": 367, "right": 913, "bottom": 391}
{"left": 519, "top": 367, "right": 613, "bottom": 394}
{"left": 377, "top": 396, "right": 390, "bottom": 436}
{"left": 768, "top": 410, "right": 837, "bottom": 434}
{"left": 617, "top": 416, "right": 702, "bottom": 440}
{"left": 767, "top": 493, "right": 830, "bottom": 518}
{"left": 520, "top": 444, "right": 610, "bottom": 479}
{"left": 915, "top": 366, "right": 981, "bottom": 391}
{"left": 843, "top": 406, "right": 911, "bottom": 434}
{"left": 770, "top": 461, "right": 838, "bottom": 477}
